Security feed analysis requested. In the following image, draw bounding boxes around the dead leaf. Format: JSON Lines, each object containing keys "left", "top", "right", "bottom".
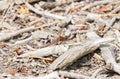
{"left": 98, "top": 26, "right": 104, "bottom": 31}
{"left": 15, "top": 48, "right": 23, "bottom": 55}
{"left": 80, "top": 26, "right": 88, "bottom": 30}
{"left": 69, "top": 8, "right": 75, "bottom": 14}
{"left": 92, "top": 5, "right": 111, "bottom": 13}
{"left": 100, "top": 5, "right": 111, "bottom": 12}
{"left": 0, "top": 42, "right": 6, "bottom": 46}
{"left": 8, "top": 69, "right": 17, "bottom": 75}
{"left": 59, "top": 35, "right": 67, "bottom": 41}
{"left": 20, "top": 66, "right": 27, "bottom": 74}
{"left": 0, "top": 15, "right": 3, "bottom": 19}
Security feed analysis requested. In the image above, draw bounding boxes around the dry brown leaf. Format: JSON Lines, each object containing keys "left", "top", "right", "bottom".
{"left": 80, "top": 26, "right": 88, "bottom": 30}
{"left": 20, "top": 66, "right": 27, "bottom": 74}
{"left": 100, "top": 5, "right": 111, "bottom": 12}
{"left": 0, "top": 42, "right": 6, "bottom": 46}
{"left": 92, "top": 5, "right": 111, "bottom": 13}
{"left": 8, "top": 69, "right": 17, "bottom": 75}
{"left": 0, "top": 15, "right": 3, "bottom": 20}
{"left": 69, "top": 8, "right": 75, "bottom": 14}
{"left": 15, "top": 48, "right": 23, "bottom": 55}
{"left": 98, "top": 26, "right": 104, "bottom": 31}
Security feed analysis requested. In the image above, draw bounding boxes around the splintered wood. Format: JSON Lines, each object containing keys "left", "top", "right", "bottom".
{"left": 48, "top": 36, "right": 115, "bottom": 70}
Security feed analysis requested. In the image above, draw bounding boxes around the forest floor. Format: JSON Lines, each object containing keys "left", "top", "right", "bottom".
{"left": 0, "top": 0, "right": 120, "bottom": 79}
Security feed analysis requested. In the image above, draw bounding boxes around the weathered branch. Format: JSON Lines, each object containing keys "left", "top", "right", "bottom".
{"left": 48, "top": 35, "right": 115, "bottom": 70}
{"left": 87, "top": 32, "right": 120, "bottom": 74}
{"left": 19, "top": 44, "right": 69, "bottom": 57}
{"left": 81, "top": 0, "right": 113, "bottom": 11}
{"left": 0, "top": 21, "right": 59, "bottom": 41}
{"left": 59, "top": 71, "right": 95, "bottom": 79}
{"left": 24, "top": 1, "right": 68, "bottom": 20}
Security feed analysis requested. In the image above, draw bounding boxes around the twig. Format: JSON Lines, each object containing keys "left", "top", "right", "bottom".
{"left": 59, "top": 71, "right": 95, "bottom": 79}
{"left": 0, "top": 21, "right": 59, "bottom": 41}
{"left": 0, "top": 0, "right": 14, "bottom": 24}
{"left": 29, "top": 18, "right": 43, "bottom": 25}
{"left": 19, "top": 44, "right": 69, "bottom": 57}
{"left": 114, "top": 30, "right": 120, "bottom": 42}
{"left": 24, "top": 1, "right": 67, "bottom": 20}
{"left": 19, "top": 41, "right": 96, "bottom": 58}
{"left": 103, "top": 17, "right": 116, "bottom": 34}
{"left": 2, "top": 70, "right": 95, "bottom": 79}
{"left": 101, "top": 45, "right": 120, "bottom": 74}
{"left": 0, "top": 26, "right": 34, "bottom": 41}
{"left": 110, "top": 6, "right": 120, "bottom": 14}
{"left": 91, "top": 67, "right": 104, "bottom": 78}
{"left": 18, "top": 72, "right": 60, "bottom": 79}
{"left": 39, "top": 36, "right": 62, "bottom": 48}
{"left": 12, "top": 36, "right": 33, "bottom": 45}
{"left": 11, "top": 30, "right": 58, "bottom": 46}
{"left": 81, "top": 1, "right": 112, "bottom": 11}
{"left": 93, "top": 53, "right": 103, "bottom": 61}
{"left": 14, "top": 0, "right": 39, "bottom": 4}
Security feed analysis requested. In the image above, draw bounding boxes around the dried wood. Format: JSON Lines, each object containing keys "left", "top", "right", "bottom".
{"left": 14, "top": 0, "right": 40, "bottom": 4}
{"left": 0, "top": 26, "right": 34, "bottom": 41}
{"left": 40, "top": 2, "right": 58, "bottom": 9}
{"left": 0, "top": 0, "right": 10, "bottom": 11}
{"left": 1, "top": 0, "right": 120, "bottom": 78}
{"left": 12, "top": 36, "right": 33, "bottom": 45}
{"left": 114, "top": 30, "right": 120, "bottom": 42}
{"left": 19, "top": 44, "right": 69, "bottom": 57}
{"left": 103, "top": 17, "right": 116, "bottom": 34}
{"left": 12, "top": 30, "right": 57, "bottom": 45}
{"left": 91, "top": 67, "right": 105, "bottom": 78}
{"left": 0, "top": 0, "right": 40, "bottom": 11}
{"left": 87, "top": 32, "right": 120, "bottom": 74}
{"left": 24, "top": 1, "right": 68, "bottom": 20}
{"left": 81, "top": 0, "right": 113, "bottom": 11}
{"left": 56, "top": 0, "right": 79, "bottom": 5}
{"left": 110, "top": 6, "right": 120, "bottom": 14}
{"left": 1, "top": 70, "right": 95, "bottom": 79}
{"left": 0, "top": 21, "right": 59, "bottom": 41}
{"left": 101, "top": 45, "right": 120, "bottom": 74}
{"left": 17, "top": 72, "right": 60, "bottom": 79}
{"left": 58, "top": 71, "right": 95, "bottom": 79}
{"left": 48, "top": 36, "right": 115, "bottom": 70}
{"left": 0, "top": 0, "right": 14, "bottom": 24}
